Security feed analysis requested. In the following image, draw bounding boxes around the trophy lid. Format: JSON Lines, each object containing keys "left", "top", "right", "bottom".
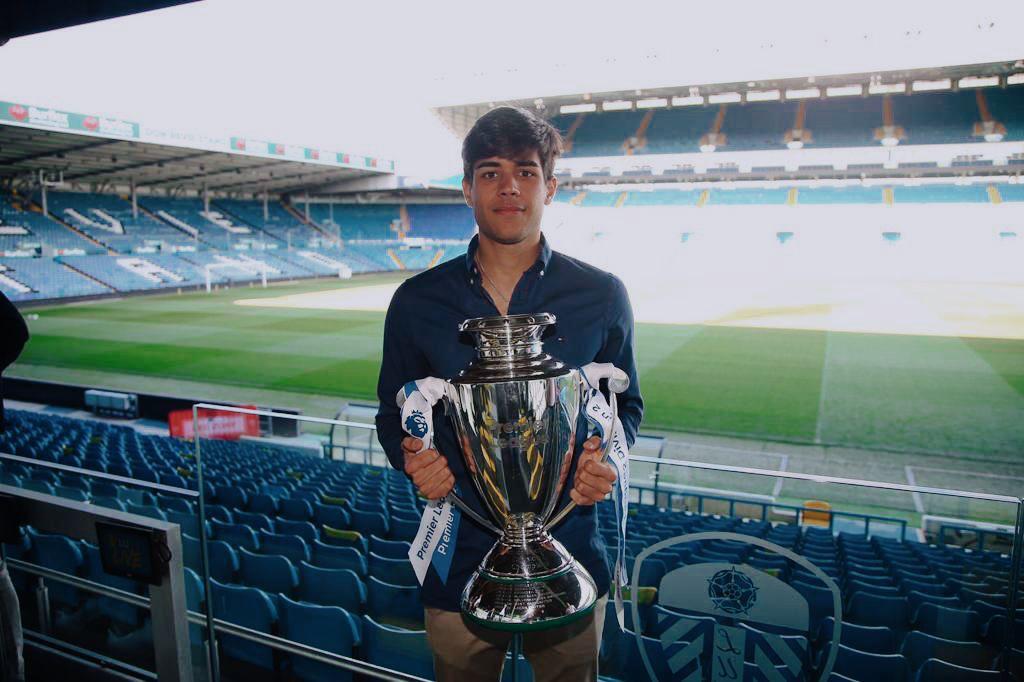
{"left": 454, "top": 313, "right": 571, "bottom": 383}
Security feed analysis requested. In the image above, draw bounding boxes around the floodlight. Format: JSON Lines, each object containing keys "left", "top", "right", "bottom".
{"left": 708, "top": 92, "right": 741, "bottom": 104}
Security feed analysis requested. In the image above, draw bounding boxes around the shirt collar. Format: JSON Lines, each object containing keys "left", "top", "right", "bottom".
{"left": 465, "top": 233, "right": 552, "bottom": 277}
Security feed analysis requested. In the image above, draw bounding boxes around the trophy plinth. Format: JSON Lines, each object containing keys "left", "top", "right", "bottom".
{"left": 461, "top": 516, "right": 598, "bottom": 630}
{"left": 445, "top": 313, "right": 598, "bottom": 631}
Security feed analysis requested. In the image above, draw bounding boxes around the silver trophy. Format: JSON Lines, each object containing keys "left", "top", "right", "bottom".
{"left": 438, "top": 313, "right": 625, "bottom": 631}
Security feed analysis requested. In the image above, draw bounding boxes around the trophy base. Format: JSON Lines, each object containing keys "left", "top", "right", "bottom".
{"left": 460, "top": 524, "right": 599, "bottom": 632}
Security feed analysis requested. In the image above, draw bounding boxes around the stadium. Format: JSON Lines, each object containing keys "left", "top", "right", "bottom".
{"left": 0, "top": 2, "right": 1022, "bottom": 681}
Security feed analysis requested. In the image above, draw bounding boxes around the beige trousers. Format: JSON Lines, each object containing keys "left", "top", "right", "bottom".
{"left": 425, "top": 595, "right": 607, "bottom": 682}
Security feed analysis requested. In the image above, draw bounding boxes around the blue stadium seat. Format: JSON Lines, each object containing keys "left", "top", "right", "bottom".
{"left": 210, "top": 579, "right": 278, "bottom": 673}
{"left": 817, "top": 617, "right": 897, "bottom": 654}
{"left": 321, "top": 527, "right": 368, "bottom": 554}
{"left": 369, "top": 535, "right": 410, "bottom": 560}
{"left": 906, "top": 590, "right": 961, "bottom": 616}
{"left": 258, "top": 529, "right": 311, "bottom": 564}
{"left": 361, "top": 615, "right": 434, "bottom": 680}
{"left": 32, "top": 533, "right": 84, "bottom": 609}
{"left": 390, "top": 516, "right": 420, "bottom": 541}
{"left": 913, "top": 658, "right": 1002, "bottom": 681}
{"left": 900, "top": 630, "right": 996, "bottom": 674}
{"left": 368, "top": 552, "right": 417, "bottom": 587}
{"left": 312, "top": 501, "right": 350, "bottom": 530}
{"left": 215, "top": 486, "right": 248, "bottom": 509}
{"left": 350, "top": 509, "right": 389, "bottom": 538}
{"left": 298, "top": 562, "right": 366, "bottom": 613}
{"left": 204, "top": 504, "right": 234, "bottom": 523}
{"left": 791, "top": 579, "right": 837, "bottom": 633}
{"left": 233, "top": 510, "right": 274, "bottom": 532}
{"left": 278, "top": 595, "right": 360, "bottom": 682}
{"left": 211, "top": 520, "right": 260, "bottom": 551}
{"left": 312, "top": 540, "right": 367, "bottom": 576}
{"left": 248, "top": 493, "right": 279, "bottom": 516}
{"left": 914, "top": 603, "right": 981, "bottom": 641}
{"left": 238, "top": 547, "right": 299, "bottom": 596}
{"left": 832, "top": 644, "right": 908, "bottom": 681}
{"left": 366, "top": 576, "right": 423, "bottom": 629}
{"left": 165, "top": 509, "right": 204, "bottom": 538}
{"left": 847, "top": 593, "right": 910, "bottom": 631}
{"left": 274, "top": 519, "right": 319, "bottom": 544}
{"left": 183, "top": 567, "right": 206, "bottom": 645}
{"left": 125, "top": 503, "right": 167, "bottom": 521}
{"left": 280, "top": 497, "right": 314, "bottom": 522}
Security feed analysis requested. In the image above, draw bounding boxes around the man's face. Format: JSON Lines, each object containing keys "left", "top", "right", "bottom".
{"left": 462, "top": 150, "right": 557, "bottom": 246}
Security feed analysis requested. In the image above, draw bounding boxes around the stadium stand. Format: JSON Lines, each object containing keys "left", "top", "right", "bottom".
{"left": 45, "top": 191, "right": 198, "bottom": 253}
{"left": 308, "top": 204, "right": 400, "bottom": 241}
{"left": 0, "top": 193, "right": 100, "bottom": 254}
{"left": 405, "top": 204, "right": 475, "bottom": 240}
{"left": 547, "top": 87, "right": 1024, "bottom": 156}
{"left": 0, "top": 256, "right": 110, "bottom": 301}
{"left": 212, "top": 198, "right": 318, "bottom": 246}
{"left": 2, "top": 408, "right": 1021, "bottom": 681}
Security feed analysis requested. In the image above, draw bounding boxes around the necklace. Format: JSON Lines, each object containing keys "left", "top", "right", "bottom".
{"left": 475, "top": 258, "right": 511, "bottom": 308}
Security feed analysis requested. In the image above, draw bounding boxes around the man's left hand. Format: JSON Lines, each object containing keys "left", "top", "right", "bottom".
{"left": 569, "top": 435, "right": 617, "bottom": 506}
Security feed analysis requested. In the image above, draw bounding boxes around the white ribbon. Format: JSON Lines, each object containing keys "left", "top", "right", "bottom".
{"left": 580, "top": 362, "right": 631, "bottom": 630}
{"left": 396, "top": 379, "right": 460, "bottom": 585}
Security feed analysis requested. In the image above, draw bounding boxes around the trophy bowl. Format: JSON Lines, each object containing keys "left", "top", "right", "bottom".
{"left": 445, "top": 313, "right": 600, "bottom": 631}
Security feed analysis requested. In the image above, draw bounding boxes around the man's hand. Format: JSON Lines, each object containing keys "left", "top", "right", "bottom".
{"left": 402, "top": 436, "right": 455, "bottom": 500}
{"left": 569, "top": 435, "right": 617, "bottom": 506}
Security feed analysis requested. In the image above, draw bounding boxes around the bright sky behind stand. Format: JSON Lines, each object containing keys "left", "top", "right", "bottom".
{"left": 1, "top": 0, "right": 1022, "bottom": 179}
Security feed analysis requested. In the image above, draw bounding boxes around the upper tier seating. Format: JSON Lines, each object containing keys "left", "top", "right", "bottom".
{"left": 0, "top": 194, "right": 99, "bottom": 254}
{"left": 309, "top": 204, "right": 399, "bottom": 241}
{"left": 46, "top": 192, "right": 197, "bottom": 253}
{"left": 550, "top": 86, "right": 1024, "bottom": 157}
{"left": 406, "top": 204, "right": 475, "bottom": 240}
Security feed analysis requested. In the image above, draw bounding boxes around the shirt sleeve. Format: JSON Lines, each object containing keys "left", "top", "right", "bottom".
{"left": 374, "top": 284, "right": 429, "bottom": 471}
{"left": 596, "top": 274, "right": 644, "bottom": 447}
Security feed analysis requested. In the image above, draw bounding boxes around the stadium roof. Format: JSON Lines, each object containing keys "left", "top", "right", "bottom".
{"left": 1, "top": 0, "right": 200, "bottom": 43}
{"left": 0, "top": 98, "right": 395, "bottom": 197}
{"left": 434, "top": 60, "right": 1024, "bottom": 139}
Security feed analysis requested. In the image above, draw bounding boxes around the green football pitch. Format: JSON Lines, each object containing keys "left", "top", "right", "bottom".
{"left": 12, "top": 274, "right": 1024, "bottom": 525}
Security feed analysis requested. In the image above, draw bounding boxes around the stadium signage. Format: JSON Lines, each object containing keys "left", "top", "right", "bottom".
{"left": 168, "top": 405, "right": 260, "bottom": 440}
{"left": 1, "top": 100, "right": 139, "bottom": 139}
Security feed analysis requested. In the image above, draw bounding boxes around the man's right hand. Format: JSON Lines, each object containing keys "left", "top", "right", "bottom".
{"left": 402, "top": 436, "right": 455, "bottom": 500}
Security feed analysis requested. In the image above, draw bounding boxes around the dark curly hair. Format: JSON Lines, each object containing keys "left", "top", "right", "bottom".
{"left": 462, "top": 106, "right": 563, "bottom": 184}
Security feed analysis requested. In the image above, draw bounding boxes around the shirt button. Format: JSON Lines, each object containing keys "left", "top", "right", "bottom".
{"left": 539, "top": 270, "right": 545, "bottom": 276}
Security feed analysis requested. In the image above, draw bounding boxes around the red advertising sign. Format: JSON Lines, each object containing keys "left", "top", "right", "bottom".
{"left": 169, "top": 405, "right": 260, "bottom": 440}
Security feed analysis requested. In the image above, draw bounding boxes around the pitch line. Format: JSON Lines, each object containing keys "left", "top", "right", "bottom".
{"left": 814, "top": 331, "right": 832, "bottom": 445}
{"left": 904, "top": 466, "right": 926, "bottom": 514}
{"left": 773, "top": 454, "right": 789, "bottom": 498}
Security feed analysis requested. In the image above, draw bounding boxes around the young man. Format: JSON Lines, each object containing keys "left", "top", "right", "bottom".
{"left": 376, "top": 106, "right": 643, "bottom": 681}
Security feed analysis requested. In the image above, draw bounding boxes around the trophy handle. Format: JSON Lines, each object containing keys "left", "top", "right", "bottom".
{"left": 396, "top": 380, "right": 502, "bottom": 536}
{"left": 544, "top": 365, "right": 629, "bottom": 532}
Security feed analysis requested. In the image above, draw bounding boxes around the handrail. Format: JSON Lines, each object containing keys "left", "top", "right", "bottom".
{"left": 0, "top": 452, "right": 199, "bottom": 498}
{"left": 6, "top": 557, "right": 430, "bottom": 682}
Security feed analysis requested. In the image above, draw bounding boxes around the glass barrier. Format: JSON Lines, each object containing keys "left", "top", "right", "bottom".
{"left": 0, "top": 418, "right": 207, "bottom": 682}
{"left": 191, "top": 404, "right": 1022, "bottom": 682}
{"left": 7, "top": 403, "right": 1019, "bottom": 681}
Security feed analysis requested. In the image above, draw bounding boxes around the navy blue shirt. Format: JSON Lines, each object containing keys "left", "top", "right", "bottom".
{"left": 375, "top": 233, "right": 643, "bottom": 611}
